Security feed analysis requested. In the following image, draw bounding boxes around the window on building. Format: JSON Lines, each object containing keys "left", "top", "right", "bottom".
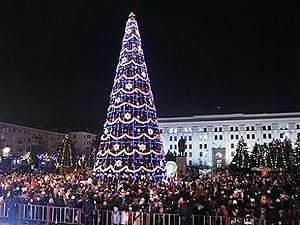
{"left": 280, "top": 133, "right": 284, "bottom": 138}
{"left": 252, "top": 134, "right": 255, "bottom": 139}
{"left": 189, "top": 136, "right": 192, "bottom": 141}
{"left": 246, "top": 126, "right": 249, "bottom": 131}
{"left": 235, "top": 127, "right": 238, "bottom": 131}
{"left": 230, "top": 127, "right": 234, "bottom": 131}
{"left": 159, "top": 129, "right": 162, "bottom": 133}
{"left": 247, "top": 134, "right": 250, "bottom": 139}
{"left": 184, "top": 136, "right": 187, "bottom": 140}
{"left": 170, "top": 145, "right": 172, "bottom": 149}
{"left": 297, "top": 125, "right": 300, "bottom": 129}
{"left": 231, "top": 135, "right": 234, "bottom": 139}
{"left": 185, "top": 144, "right": 187, "bottom": 149}
{"left": 219, "top": 127, "right": 222, "bottom": 132}
{"left": 204, "top": 144, "right": 207, "bottom": 149}
{"left": 236, "top": 135, "right": 239, "bottom": 139}
{"left": 189, "top": 152, "right": 192, "bottom": 157}
{"left": 231, "top": 151, "right": 235, "bottom": 157}
{"left": 251, "top": 126, "right": 255, "bottom": 131}
{"left": 268, "top": 133, "right": 272, "bottom": 139}
{"left": 263, "top": 134, "right": 267, "bottom": 139}
{"left": 214, "top": 127, "right": 218, "bottom": 132}
{"left": 215, "top": 135, "right": 218, "bottom": 140}
{"left": 174, "top": 136, "right": 177, "bottom": 142}
{"left": 199, "top": 144, "right": 202, "bottom": 149}
{"left": 174, "top": 128, "right": 178, "bottom": 133}
{"left": 203, "top": 128, "right": 207, "bottom": 132}
{"left": 189, "top": 160, "right": 192, "bottom": 166}
{"left": 189, "top": 144, "right": 192, "bottom": 149}
{"left": 298, "top": 133, "right": 300, "bottom": 138}
{"left": 169, "top": 128, "right": 174, "bottom": 133}
{"left": 174, "top": 145, "right": 177, "bottom": 149}
{"left": 262, "top": 126, "right": 266, "bottom": 130}
{"left": 169, "top": 136, "right": 173, "bottom": 141}
{"left": 219, "top": 135, "right": 223, "bottom": 140}
{"left": 231, "top": 143, "right": 234, "bottom": 148}
{"left": 268, "top": 125, "right": 271, "bottom": 130}
{"left": 199, "top": 152, "right": 203, "bottom": 157}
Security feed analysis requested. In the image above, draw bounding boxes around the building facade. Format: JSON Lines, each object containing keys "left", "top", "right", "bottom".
{"left": 0, "top": 122, "right": 65, "bottom": 157}
{"left": 158, "top": 112, "right": 300, "bottom": 168}
{"left": 0, "top": 122, "right": 97, "bottom": 158}
{"left": 69, "top": 132, "right": 97, "bottom": 156}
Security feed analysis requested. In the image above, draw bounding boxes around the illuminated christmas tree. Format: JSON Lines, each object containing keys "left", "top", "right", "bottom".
{"left": 56, "top": 134, "right": 76, "bottom": 169}
{"left": 250, "top": 143, "right": 266, "bottom": 168}
{"left": 231, "top": 137, "right": 250, "bottom": 169}
{"left": 94, "top": 12, "right": 165, "bottom": 181}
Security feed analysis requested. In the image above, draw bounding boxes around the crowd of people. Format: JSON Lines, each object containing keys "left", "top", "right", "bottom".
{"left": 0, "top": 169, "right": 299, "bottom": 225}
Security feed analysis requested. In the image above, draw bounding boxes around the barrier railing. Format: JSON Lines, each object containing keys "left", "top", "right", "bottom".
{"left": 0, "top": 202, "right": 299, "bottom": 225}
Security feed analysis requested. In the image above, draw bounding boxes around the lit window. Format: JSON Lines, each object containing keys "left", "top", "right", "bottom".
{"left": 188, "top": 128, "right": 192, "bottom": 132}
{"left": 174, "top": 128, "right": 178, "bottom": 133}
{"left": 169, "top": 128, "right": 174, "bottom": 133}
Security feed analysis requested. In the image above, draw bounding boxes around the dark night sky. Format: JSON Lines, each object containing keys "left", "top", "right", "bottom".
{"left": 0, "top": 1, "right": 299, "bottom": 133}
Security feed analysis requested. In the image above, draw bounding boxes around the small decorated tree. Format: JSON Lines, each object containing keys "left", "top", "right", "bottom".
{"left": 231, "top": 137, "right": 250, "bottom": 170}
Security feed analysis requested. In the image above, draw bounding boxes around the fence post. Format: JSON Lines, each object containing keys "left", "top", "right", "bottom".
{"left": 77, "top": 208, "right": 81, "bottom": 225}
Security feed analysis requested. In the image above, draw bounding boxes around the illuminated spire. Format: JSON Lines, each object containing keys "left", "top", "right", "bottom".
{"left": 128, "top": 11, "right": 136, "bottom": 17}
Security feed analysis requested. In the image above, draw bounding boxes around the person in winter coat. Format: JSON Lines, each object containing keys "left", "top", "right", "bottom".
{"left": 113, "top": 207, "right": 121, "bottom": 225}
{"left": 178, "top": 198, "right": 193, "bottom": 225}
{"left": 82, "top": 195, "right": 95, "bottom": 225}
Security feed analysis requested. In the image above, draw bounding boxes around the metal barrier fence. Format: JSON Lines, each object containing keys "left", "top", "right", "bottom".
{"left": 0, "top": 203, "right": 299, "bottom": 225}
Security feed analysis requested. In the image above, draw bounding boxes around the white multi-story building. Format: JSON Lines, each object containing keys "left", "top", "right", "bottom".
{"left": 0, "top": 122, "right": 97, "bottom": 157}
{"left": 158, "top": 112, "right": 300, "bottom": 168}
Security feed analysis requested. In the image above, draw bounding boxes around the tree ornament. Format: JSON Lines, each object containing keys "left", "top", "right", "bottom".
{"left": 126, "top": 28, "right": 131, "bottom": 34}
{"left": 121, "top": 57, "right": 127, "bottom": 64}
{"left": 115, "top": 97, "right": 121, "bottom": 104}
{"left": 138, "top": 144, "right": 146, "bottom": 152}
{"left": 113, "top": 144, "right": 120, "bottom": 151}
{"left": 124, "top": 112, "right": 132, "bottom": 120}
{"left": 148, "top": 128, "right": 154, "bottom": 135}
{"left": 116, "top": 160, "right": 122, "bottom": 167}
{"left": 141, "top": 71, "right": 147, "bottom": 78}
{"left": 104, "top": 128, "right": 109, "bottom": 134}
{"left": 125, "top": 82, "right": 133, "bottom": 90}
